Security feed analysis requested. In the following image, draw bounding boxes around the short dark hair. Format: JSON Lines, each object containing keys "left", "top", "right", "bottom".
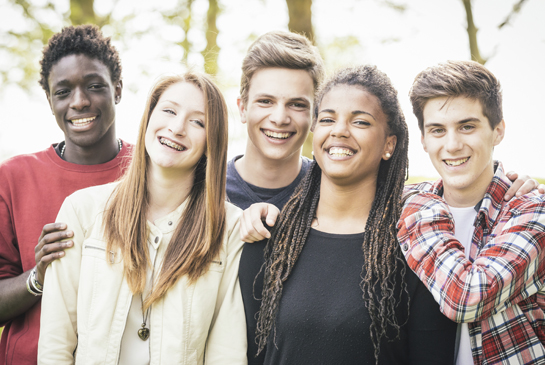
{"left": 39, "top": 24, "right": 122, "bottom": 93}
{"left": 240, "top": 30, "right": 325, "bottom": 104}
{"left": 409, "top": 60, "right": 503, "bottom": 133}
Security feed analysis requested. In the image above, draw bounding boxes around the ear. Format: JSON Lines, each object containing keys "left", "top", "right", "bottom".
{"left": 114, "top": 80, "right": 123, "bottom": 105}
{"left": 237, "top": 97, "right": 247, "bottom": 124}
{"left": 493, "top": 119, "right": 505, "bottom": 146}
{"left": 382, "top": 135, "right": 397, "bottom": 160}
{"left": 421, "top": 133, "right": 428, "bottom": 153}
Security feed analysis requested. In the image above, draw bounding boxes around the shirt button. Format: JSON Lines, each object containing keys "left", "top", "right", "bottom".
{"left": 402, "top": 243, "right": 409, "bottom": 252}
{"left": 168, "top": 221, "right": 173, "bottom": 226}
{"left": 154, "top": 236, "right": 159, "bottom": 243}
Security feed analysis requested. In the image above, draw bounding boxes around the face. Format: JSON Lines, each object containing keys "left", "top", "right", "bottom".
{"left": 238, "top": 67, "right": 314, "bottom": 162}
{"left": 421, "top": 96, "right": 505, "bottom": 201}
{"left": 145, "top": 82, "right": 207, "bottom": 175}
{"left": 313, "top": 85, "right": 396, "bottom": 187}
{"left": 47, "top": 54, "right": 122, "bottom": 148}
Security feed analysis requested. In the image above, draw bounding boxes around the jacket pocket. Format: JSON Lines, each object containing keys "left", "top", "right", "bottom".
{"left": 82, "top": 239, "right": 120, "bottom": 264}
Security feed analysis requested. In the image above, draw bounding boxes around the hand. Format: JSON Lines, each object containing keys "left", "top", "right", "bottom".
{"left": 504, "top": 172, "right": 545, "bottom": 201}
{"left": 240, "top": 203, "right": 280, "bottom": 243}
{"left": 34, "top": 223, "right": 73, "bottom": 285}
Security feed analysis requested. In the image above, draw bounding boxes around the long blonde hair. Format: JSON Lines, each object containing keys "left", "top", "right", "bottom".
{"left": 103, "top": 72, "right": 228, "bottom": 310}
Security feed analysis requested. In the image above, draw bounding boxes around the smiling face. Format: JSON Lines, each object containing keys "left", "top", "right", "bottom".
{"left": 421, "top": 96, "right": 505, "bottom": 206}
{"left": 313, "top": 85, "right": 396, "bottom": 187}
{"left": 144, "top": 81, "right": 207, "bottom": 176}
{"left": 47, "top": 54, "right": 122, "bottom": 148}
{"left": 238, "top": 67, "right": 314, "bottom": 163}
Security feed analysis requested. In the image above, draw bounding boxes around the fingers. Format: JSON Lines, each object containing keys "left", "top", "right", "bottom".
{"left": 538, "top": 184, "right": 545, "bottom": 195}
{"left": 35, "top": 222, "right": 73, "bottom": 283}
{"left": 240, "top": 203, "right": 279, "bottom": 243}
{"left": 504, "top": 174, "right": 537, "bottom": 201}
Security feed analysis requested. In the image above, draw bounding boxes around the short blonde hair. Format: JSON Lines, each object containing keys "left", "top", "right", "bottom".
{"left": 240, "top": 30, "right": 324, "bottom": 105}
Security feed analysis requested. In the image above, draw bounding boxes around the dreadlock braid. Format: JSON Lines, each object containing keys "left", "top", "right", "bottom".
{"left": 255, "top": 65, "right": 409, "bottom": 364}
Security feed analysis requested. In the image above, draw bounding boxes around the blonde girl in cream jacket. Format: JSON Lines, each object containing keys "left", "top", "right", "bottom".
{"left": 38, "top": 73, "right": 247, "bottom": 365}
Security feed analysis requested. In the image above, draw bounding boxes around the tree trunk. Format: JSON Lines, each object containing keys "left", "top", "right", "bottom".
{"left": 70, "top": 0, "right": 97, "bottom": 25}
{"left": 181, "top": 0, "right": 194, "bottom": 64}
{"left": 461, "top": 0, "right": 486, "bottom": 65}
{"left": 286, "top": 0, "right": 314, "bottom": 158}
{"left": 202, "top": 0, "right": 220, "bottom": 75}
{"left": 286, "top": 0, "right": 314, "bottom": 43}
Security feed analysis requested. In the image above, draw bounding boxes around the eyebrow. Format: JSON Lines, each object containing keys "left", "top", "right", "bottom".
{"left": 162, "top": 100, "right": 205, "bottom": 115}
{"left": 424, "top": 117, "right": 481, "bottom": 129}
{"left": 53, "top": 73, "right": 107, "bottom": 87}
{"left": 318, "top": 109, "right": 376, "bottom": 121}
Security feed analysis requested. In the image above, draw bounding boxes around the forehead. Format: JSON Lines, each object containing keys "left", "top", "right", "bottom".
{"left": 320, "top": 85, "right": 386, "bottom": 120}
{"left": 158, "top": 81, "right": 205, "bottom": 111}
{"left": 49, "top": 54, "right": 111, "bottom": 85}
{"left": 248, "top": 67, "right": 314, "bottom": 101}
{"left": 423, "top": 96, "right": 486, "bottom": 126}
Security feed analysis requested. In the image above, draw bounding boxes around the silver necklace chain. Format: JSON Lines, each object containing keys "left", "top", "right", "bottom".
{"left": 60, "top": 139, "right": 122, "bottom": 157}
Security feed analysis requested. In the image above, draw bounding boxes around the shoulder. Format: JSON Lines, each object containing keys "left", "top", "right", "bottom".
{"left": 224, "top": 201, "right": 242, "bottom": 230}
{"left": 63, "top": 182, "right": 119, "bottom": 215}
{"left": 301, "top": 156, "right": 313, "bottom": 172}
{"left": 503, "top": 191, "right": 545, "bottom": 219}
{"left": 0, "top": 148, "right": 50, "bottom": 173}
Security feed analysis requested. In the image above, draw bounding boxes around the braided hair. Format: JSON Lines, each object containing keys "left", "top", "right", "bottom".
{"left": 255, "top": 65, "right": 409, "bottom": 363}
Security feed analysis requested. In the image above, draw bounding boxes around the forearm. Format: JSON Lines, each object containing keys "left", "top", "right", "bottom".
{"left": 0, "top": 270, "right": 40, "bottom": 322}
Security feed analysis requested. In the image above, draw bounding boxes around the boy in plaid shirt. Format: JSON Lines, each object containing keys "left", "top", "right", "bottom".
{"left": 398, "top": 60, "right": 545, "bottom": 365}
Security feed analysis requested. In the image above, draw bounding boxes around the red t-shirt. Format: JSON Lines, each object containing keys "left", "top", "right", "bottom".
{"left": 0, "top": 142, "right": 132, "bottom": 365}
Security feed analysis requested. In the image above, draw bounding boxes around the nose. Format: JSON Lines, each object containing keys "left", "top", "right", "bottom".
{"left": 169, "top": 117, "right": 187, "bottom": 137}
{"left": 444, "top": 131, "right": 463, "bottom": 153}
{"left": 269, "top": 104, "right": 290, "bottom": 126}
{"left": 69, "top": 87, "right": 91, "bottom": 110}
{"left": 330, "top": 119, "right": 350, "bottom": 138}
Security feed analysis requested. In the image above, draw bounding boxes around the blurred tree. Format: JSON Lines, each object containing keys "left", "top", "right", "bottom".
{"left": 286, "top": 0, "right": 314, "bottom": 158}
{"left": 70, "top": 0, "right": 97, "bottom": 25}
{"left": 202, "top": 0, "right": 220, "bottom": 75}
{"left": 461, "top": 0, "right": 528, "bottom": 65}
{"left": 162, "top": 0, "right": 195, "bottom": 64}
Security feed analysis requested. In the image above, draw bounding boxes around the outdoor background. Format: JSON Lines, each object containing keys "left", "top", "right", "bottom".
{"left": 1, "top": 0, "right": 544, "bottom": 181}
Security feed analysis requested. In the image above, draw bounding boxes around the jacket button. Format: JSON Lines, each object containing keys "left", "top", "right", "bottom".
{"left": 402, "top": 243, "right": 409, "bottom": 252}
{"left": 168, "top": 221, "right": 173, "bottom": 226}
{"left": 155, "top": 236, "right": 159, "bottom": 243}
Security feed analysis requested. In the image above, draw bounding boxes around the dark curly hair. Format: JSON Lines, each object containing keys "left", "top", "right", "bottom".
{"left": 39, "top": 24, "right": 122, "bottom": 93}
{"left": 255, "top": 65, "right": 410, "bottom": 364}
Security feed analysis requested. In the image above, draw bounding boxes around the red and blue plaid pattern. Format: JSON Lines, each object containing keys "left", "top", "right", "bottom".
{"left": 398, "top": 162, "right": 545, "bottom": 365}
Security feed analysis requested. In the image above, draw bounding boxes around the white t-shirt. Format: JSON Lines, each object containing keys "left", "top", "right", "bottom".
{"left": 449, "top": 205, "right": 478, "bottom": 365}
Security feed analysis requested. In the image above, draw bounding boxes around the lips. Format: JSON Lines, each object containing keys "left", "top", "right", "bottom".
{"left": 69, "top": 116, "right": 96, "bottom": 127}
{"left": 159, "top": 137, "right": 186, "bottom": 151}
{"left": 444, "top": 157, "right": 470, "bottom": 166}
{"left": 327, "top": 146, "right": 355, "bottom": 157}
{"left": 262, "top": 129, "right": 294, "bottom": 140}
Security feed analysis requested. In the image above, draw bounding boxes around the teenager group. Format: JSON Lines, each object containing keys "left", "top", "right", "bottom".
{"left": 0, "top": 24, "right": 544, "bottom": 365}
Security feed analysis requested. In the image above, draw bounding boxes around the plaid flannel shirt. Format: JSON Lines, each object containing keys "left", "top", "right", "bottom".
{"left": 398, "top": 162, "right": 545, "bottom": 365}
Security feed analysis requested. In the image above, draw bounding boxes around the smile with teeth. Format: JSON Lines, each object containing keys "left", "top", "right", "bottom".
{"left": 159, "top": 137, "right": 185, "bottom": 151}
{"left": 263, "top": 129, "right": 293, "bottom": 140}
{"left": 70, "top": 116, "right": 96, "bottom": 126}
{"left": 444, "top": 157, "right": 469, "bottom": 166}
{"left": 328, "top": 147, "right": 354, "bottom": 157}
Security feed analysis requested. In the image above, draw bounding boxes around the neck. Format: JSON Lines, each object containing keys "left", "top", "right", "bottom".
{"left": 62, "top": 126, "right": 119, "bottom": 165}
{"left": 314, "top": 174, "right": 377, "bottom": 234}
{"left": 443, "top": 164, "right": 494, "bottom": 208}
{"left": 235, "top": 142, "right": 302, "bottom": 189}
{"left": 146, "top": 166, "right": 194, "bottom": 223}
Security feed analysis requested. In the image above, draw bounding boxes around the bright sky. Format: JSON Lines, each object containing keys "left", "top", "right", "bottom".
{"left": 1, "top": 0, "right": 544, "bottom": 178}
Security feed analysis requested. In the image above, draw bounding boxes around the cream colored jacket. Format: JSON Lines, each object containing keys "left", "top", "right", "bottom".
{"left": 38, "top": 183, "right": 247, "bottom": 365}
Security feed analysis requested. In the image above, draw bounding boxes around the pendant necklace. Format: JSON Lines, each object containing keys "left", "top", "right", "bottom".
{"left": 138, "top": 244, "right": 159, "bottom": 341}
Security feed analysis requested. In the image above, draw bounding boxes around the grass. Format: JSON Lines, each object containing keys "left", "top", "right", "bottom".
{"left": 407, "top": 176, "right": 545, "bottom": 186}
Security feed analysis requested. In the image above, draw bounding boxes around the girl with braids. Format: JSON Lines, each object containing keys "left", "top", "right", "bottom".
{"left": 250, "top": 66, "right": 457, "bottom": 364}
{"left": 38, "top": 72, "right": 246, "bottom": 364}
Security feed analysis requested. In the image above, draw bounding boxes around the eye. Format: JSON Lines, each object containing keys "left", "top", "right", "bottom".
{"left": 318, "top": 118, "right": 335, "bottom": 124}
{"left": 257, "top": 99, "right": 272, "bottom": 105}
{"left": 54, "top": 89, "right": 69, "bottom": 97}
{"left": 460, "top": 124, "right": 475, "bottom": 132}
{"left": 430, "top": 127, "right": 445, "bottom": 135}
{"left": 192, "top": 119, "right": 205, "bottom": 128}
{"left": 290, "top": 102, "right": 309, "bottom": 110}
{"left": 354, "top": 120, "right": 371, "bottom": 127}
{"left": 163, "top": 109, "right": 176, "bottom": 115}
{"left": 89, "top": 84, "right": 105, "bottom": 90}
